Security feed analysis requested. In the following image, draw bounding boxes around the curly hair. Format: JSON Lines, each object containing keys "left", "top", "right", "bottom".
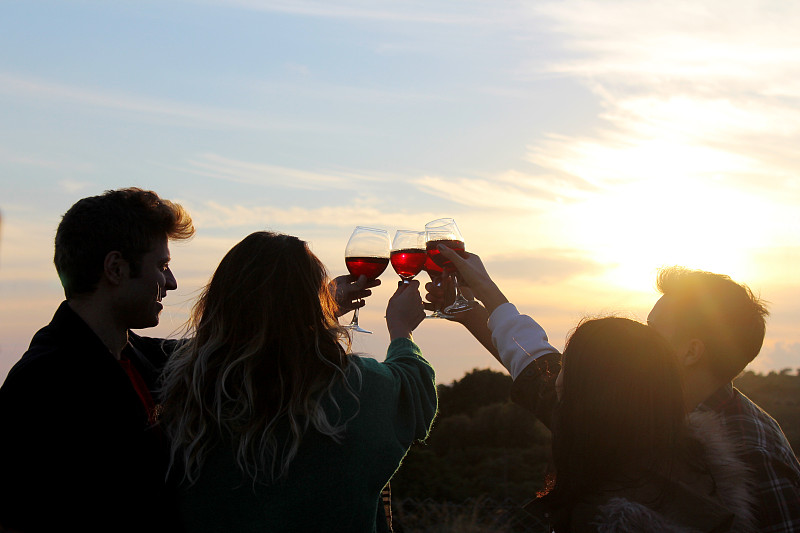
{"left": 158, "top": 231, "right": 358, "bottom": 484}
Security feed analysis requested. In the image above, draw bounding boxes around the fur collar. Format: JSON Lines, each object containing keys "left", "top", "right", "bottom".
{"left": 593, "top": 410, "right": 757, "bottom": 532}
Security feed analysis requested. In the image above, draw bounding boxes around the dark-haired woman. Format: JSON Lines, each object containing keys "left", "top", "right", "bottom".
{"left": 435, "top": 246, "right": 756, "bottom": 532}
{"left": 159, "top": 231, "right": 437, "bottom": 533}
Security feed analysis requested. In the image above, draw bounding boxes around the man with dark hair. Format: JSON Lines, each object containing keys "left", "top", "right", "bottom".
{"left": 428, "top": 252, "right": 800, "bottom": 532}
{"left": 0, "top": 188, "right": 195, "bottom": 532}
{"left": 647, "top": 267, "right": 800, "bottom": 532}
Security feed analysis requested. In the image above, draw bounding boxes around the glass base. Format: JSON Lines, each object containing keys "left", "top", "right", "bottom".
{"left": 444, "top": 298, "right": 472, "bottom": 314}
{"left": 425, "top": 309, "right": 454, "bottom": 319}
{"left": 344, "top": 323, "right": 372, "bottom": 334}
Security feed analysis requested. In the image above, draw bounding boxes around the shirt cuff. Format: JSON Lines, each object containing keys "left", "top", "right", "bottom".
{"left": 488, "top": 302, "right": 558, "bottom": 380}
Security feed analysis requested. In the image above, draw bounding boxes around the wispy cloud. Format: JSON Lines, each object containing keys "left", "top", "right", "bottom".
{"left": 522, "top": 0, "right": 800, "bottom": 203}
{"left": 169, "top": 153, "right": 386, "bottom": 190}
{"left": 189, "top": 200, "right": 441, "bottom": 230}
{"left": 485, "top": 249, "right": 611, "bottom": 283}
{"left": 197, "top": 0, "right": 524, "bottom": 25}
{"left": 412, "top": 169, "right": 596, "bottom": 210}
{"left": 0, "top": 73, "right": 333, "bottom": 132}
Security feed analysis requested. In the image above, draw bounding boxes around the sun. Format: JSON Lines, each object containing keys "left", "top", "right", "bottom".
{"left": 559, "top": 174, "right": 759, "bottom": 293}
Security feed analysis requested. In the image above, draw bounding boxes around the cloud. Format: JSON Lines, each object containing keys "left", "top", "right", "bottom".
{"left": 518, "top": 0, "right": 800, "bottom": 206}
{"left": 412, "top": 169, "right": 596, "bottom": 210}
{"left": 484, "top": 249, "right": 611, "bottom": 283}
{"left": 197, "top": 0, "right": 523, "bottom": 25}
{"left": 171, "top": 153, "right": 386, "bottom": 190}
{"left": 751, "top": 341, "right": 800, "bottom": 374}
{"left": 0, "top": 73, "right": 334, "bottom": 132}
{"left": 188, "top": 200, "right": 444, "bottom": 230}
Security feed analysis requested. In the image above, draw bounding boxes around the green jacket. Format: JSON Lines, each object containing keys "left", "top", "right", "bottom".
{"left": 178, "top": 337, "right": 437, "bottom": 533}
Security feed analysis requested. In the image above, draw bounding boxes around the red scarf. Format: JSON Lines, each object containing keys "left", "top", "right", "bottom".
{"left": 118, "top": 354, "right": 158, "bottom": 425}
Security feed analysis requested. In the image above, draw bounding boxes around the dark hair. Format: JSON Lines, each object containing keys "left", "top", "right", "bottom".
{"left": 656, "top": 266, "right": 769, "bottom": 381}
{"left": 540, "top": 317, "right": 688, "bottom": 524}
{"left": 159, "top": 231, "right": 355, "bottom": 483}
{"left": 54, "top": 187, "right": 194, "bottom": 298}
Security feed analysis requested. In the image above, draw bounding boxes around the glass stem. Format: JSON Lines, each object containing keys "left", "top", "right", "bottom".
{"left": 349, "top": 303, "right": 361, "bottom": 327}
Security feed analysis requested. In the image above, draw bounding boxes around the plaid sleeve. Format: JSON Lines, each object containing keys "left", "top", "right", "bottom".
{"left": 730, "top": 394, "right": 800, "bottom": 532}
{"left": 745, "top": 436, "right": 800, "bottom": 532}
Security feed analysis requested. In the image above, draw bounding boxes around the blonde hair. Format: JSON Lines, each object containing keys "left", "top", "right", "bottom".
{"left": 159, "top": 232, "right": 359, "bottom": 484}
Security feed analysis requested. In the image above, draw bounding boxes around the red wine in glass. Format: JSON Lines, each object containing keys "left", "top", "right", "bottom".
{"left": 344, "top": 226, "right": 391, "bottom": 334}
{"left": 390, "top": 248, "right": 427, "bottom": 280}
{"left": 422, "top": 255, "right": 444, "bottom": 275}
{"left": 345, "top": 256, "right": 390, "bottom": 280}
{"left": 426, "top": 239, "right": 466, "bottom": 272}
{"left": 425, "top": 219, "right": 472, "bottom": 314}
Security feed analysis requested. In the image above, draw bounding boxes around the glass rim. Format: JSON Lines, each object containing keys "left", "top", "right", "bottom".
{"left": 351, "top": 225, "right": 389, "bottom": 234}
{"left": 424, "top": 217, "right": 456, "bottom": 229}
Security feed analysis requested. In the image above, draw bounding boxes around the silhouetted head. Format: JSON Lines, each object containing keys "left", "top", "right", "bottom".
{"left": 551, "top": 316, "right": 686, "bottom": 504}
{"left": 193, "top": 231, "right": 345, "bottom": 360}
{"left": 649, "top": 266, "right": 769, "bottom": 382}
{"left": 54, "top": 187, "right": 194, "bottom": 298}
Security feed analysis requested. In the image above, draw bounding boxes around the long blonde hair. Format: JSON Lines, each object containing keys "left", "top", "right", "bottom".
{"left": 159, "top": 231, "right": 358, "bottom": 484}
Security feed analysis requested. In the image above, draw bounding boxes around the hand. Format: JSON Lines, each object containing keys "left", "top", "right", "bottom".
{"left": 436, "top": 247, "right": 508, "bottom": 314}
{"left": 386, "top": 280, "right": 426, "bottom": 340}
{"left": 332, "top": 274, "right": 381, "bottom": 317}
{"left": 422, "top": 273, "right": 453, "bottom": 312}
{"left": 424, "top": 279, "right": 486, "bottom": 325}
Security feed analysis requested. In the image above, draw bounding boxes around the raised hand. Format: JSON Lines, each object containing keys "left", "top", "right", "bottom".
{"left": 332, "top": 274, "right": 381, "bottom": 317}
{"left": 386, "top": 280, "right": 426, "bottom": 341}
{"left": 436, "top": 247, "right": 508, "bottom": 315}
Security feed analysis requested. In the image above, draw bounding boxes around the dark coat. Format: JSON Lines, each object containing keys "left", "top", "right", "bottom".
{"left": 0, "top": 302, "right": 181, "bottom": 533}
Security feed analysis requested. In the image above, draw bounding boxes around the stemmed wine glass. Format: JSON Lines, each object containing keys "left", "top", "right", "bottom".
{"left": 425, "top": 218, "right": 472, "bottom": 314}
{"left": 421, "top": 225, "right": 450, "bottom": 319}
{"left": 344, "top": 226, "right": 390, "bottom": 334}
{"left": 390, "top": 230, "right": 427, "bottom": 284}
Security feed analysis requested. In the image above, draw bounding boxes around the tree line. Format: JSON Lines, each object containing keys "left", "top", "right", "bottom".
{"left": 391, "top": 367, "right": 800, "bottom": 505}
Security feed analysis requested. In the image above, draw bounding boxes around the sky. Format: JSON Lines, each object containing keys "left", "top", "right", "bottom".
{"left": 1, "top": 0, "right": 798, "bottom": 385}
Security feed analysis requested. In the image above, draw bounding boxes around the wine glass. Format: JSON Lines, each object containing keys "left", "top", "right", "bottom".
{"left": 422, "top": 219, "right": 454, "bottom": 319}
{"left": 344, "top": 226, "right": 390, "bottom": 334}
{"left": 390, "top": 230, "right": 427, "bottom": 284}
{"left": 425, "top": 218, "right": 472, "bottom": 314}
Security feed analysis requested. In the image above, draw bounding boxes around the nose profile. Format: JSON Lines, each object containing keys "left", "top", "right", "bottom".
{"left": 165, "top": 267, "right": 178, "bottom": 291}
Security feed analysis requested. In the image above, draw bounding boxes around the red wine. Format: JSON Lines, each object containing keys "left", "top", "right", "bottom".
{"left": 422, "top": 255, "right": 444, "bottom": 276}
{"left": 390, "top": 248, "right": 427, "bottom": 280}
{"left": 426, "top": 239, "right": 465, "bottom": 272}
{"left": 345, "top": 256, "right": 389, "bottom": 280}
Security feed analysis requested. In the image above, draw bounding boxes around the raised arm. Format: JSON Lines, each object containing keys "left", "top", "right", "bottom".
{"left": 436, "top": 246, "right": 559, "bottom": 377}
{"left": 435, "top": 246, "right": 561, "bottom": 427}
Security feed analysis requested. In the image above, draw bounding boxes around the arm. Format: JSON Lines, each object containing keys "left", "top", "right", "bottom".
{"left": 488, "top": 302, "right": 561, "bottom": 429}
{"left": 435, "top": 247, "right": 560, "bottom": 378}
{"left": 436, "top": 247, "right": 561, "bottom": 426}
{"left": 424, "top": 280, "right": 499, "bottom": 360}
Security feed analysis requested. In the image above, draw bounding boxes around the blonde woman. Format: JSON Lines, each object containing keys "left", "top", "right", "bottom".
{"left": 159, "top": 231, "right": 437, "bottom": 532}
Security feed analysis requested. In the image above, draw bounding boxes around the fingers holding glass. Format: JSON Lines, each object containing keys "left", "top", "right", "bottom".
{"left": 344, "top": 226, "right": 390, "bottom": 334}
{"left": 424, "top": 219, "right": 472, "bottom": 314}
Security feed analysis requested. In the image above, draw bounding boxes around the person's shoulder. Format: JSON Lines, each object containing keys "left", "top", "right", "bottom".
{"left": 730, "top": 388, "right": 786, "bottom": 433}
{"left": 5, "top": 323, "right": 73, "bottom": 380}
{"left": 728, "top": 388, "right": 800, "bottom": 461}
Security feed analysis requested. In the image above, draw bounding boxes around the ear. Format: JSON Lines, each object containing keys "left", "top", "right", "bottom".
{"left": 679, "top": 338, "right": 706, "bottom": 367}
{"left": 103, "top": 251, "right": 128, "bottom": 286}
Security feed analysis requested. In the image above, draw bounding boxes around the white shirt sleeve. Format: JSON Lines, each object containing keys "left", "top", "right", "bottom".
{"left": 487, "top": 302, "right": 559, "bottom": 380}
